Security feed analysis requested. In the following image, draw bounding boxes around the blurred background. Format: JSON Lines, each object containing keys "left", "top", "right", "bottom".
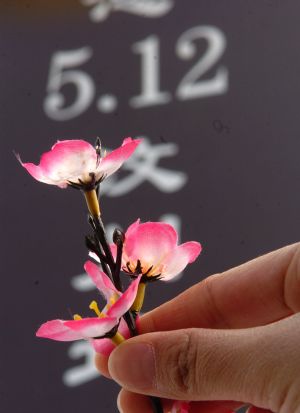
{"left": 1, "top": 0, "right": 300, "bottom": 412}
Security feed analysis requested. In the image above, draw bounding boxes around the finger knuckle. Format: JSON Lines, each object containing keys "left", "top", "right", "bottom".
{"left": 161, "top": 330, "right": 200, "bottom": 396}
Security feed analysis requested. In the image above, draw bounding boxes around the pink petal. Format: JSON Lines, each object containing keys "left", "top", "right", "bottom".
{"left": 36, "top": 319, "right": 85, "bottom": 341}
{"left": 125, "top": 218, "right": 140, "bottom": 238}
{"left": 92, "top": 318, "right": 130, "bottom": 355}
{"left": 16, "top": 155, "right": 60, "bottom": 186}
{"left": 97, "top": 138, "right": 142, "bottom": 178}
{"left": 182, "top": 241, "right": 202, "bottom": 263}
{"left": 109, "top": 243, "right": 117, "bottom": 260}
{"left": 107, "top": 275, "right": 142, "bottom": 318}
{"left": 123, "top": 221, "right": 178, "bottom": 267}
{"left": 40, "top": 140, "right": 97, "bottom": 182}
{"left": 64, "top": 317, "right": 117, "bottom": 338}
{"left": 92, "top": 337, "right": 114, "bottom": 356}
{"left": 84, "top": 260, "right": 118, "bottom": 300}
{"left": 162, "top": 242, "right": 202, "bottom": 281}
{"left": 171, "top": 401, "right": 190, "bottom": 413}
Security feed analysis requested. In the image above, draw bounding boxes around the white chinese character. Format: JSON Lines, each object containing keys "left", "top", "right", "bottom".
{"left": 62, "top": 341, "right": 99, "bottom": 387}
{"left": 80, "top": 0, "right": 174, "bottom": 22}
{"left": 101, "top": 137, "right": 188, "bottom": 197}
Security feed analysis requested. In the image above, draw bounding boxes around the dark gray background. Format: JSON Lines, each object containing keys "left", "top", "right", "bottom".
{"left": 0, "top": 1, "right": 299, "bottom": 412}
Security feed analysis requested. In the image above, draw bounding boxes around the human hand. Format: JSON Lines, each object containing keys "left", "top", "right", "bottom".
{"left": 95, "top": 243, "right": 300, "bottom": 413}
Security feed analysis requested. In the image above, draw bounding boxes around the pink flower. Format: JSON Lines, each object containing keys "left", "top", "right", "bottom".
{"left": 36, "top": 261, "right": 141, "bottom": 347}
{"left": 111, "top": 219, "right": 202, "bottom": 281}
{"left": 17, "top": 137, "right": 141, "bottom": 189}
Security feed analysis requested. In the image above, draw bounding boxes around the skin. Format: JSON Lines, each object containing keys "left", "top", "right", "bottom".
{"left": 95, "top": 243, "right": 300, "bottom": 413}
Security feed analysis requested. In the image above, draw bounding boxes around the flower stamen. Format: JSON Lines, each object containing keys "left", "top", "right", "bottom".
{"left": 144, "top": 265, "right": 154, "bottom": 275}
{"left": 106, "top": 293, "right": 119, "bottom": 310}
{"left": 73, "top": 314, "right": 82, "bottom": 320}
{"left": 126, "top": 262, "right": 132, "bottom": 273}
{"left": 89, "top": 300, "right": 105, "bottom": 318}
{"left": 135, "top": 259, "right": 142, "bottom": 274}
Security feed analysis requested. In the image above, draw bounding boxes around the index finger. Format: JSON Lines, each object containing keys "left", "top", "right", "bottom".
{"left": 140, "top": 243, "right": 300, "bottom": 333}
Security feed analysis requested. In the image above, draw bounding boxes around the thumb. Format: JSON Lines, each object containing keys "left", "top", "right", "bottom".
{"left": 108, "top": 314, "right": 300, "bottom": 411}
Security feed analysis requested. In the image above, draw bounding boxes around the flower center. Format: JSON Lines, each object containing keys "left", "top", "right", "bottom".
{"left": 124, "top": 259, "right": 163, "bottom": 278}
{"left": 72, "top": 293, "right": 120, "bottom": 322}
{"left": 71, "top": 296, "right": 125, "bottom": 344}
{"left": 72, "top": 300, "right": 105, "bottom": 321}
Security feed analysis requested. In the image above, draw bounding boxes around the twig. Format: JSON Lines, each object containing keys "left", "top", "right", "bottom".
{"left": 93, "top": 216, "right": 116, "bottom": 276}
{"left": 87, "top": 213, "right": 162, "bottom": 413}
{"left": 150, "top": 396, "right": 164, "bottom": 413}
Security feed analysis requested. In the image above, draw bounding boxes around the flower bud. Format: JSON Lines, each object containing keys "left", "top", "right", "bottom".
{"left": 113, "top": 229, "right": 125, "bottom": 246}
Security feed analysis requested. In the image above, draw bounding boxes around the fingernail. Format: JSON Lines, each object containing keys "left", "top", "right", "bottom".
{"left": 117, "top": 392, "right": 124, "bottom": 413}
{"left": 109, "top": 342, "right": 156, "bottom": 390}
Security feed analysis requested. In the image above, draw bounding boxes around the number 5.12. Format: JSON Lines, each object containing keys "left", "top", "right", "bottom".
{"left": 44, "top": 25, "right": 228, "bottom": 121}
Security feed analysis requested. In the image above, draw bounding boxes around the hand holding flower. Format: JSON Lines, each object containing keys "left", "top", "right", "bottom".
{"left": 99, "top": 244, "right": 300, "bottom": 413}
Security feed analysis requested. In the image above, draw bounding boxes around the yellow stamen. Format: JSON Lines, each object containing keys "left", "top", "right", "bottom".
{"left": 131, "top": 282, "right": 146, "bottom": 313}
{"left": 111, "top": 332, "right": 125, "bottom": 346}
{"left": 89, "top": 300, "right": 105, "bottom": 318}
{"left": 84, "top": 189, "right": 100, "bottom": 217}
{"left": 109, "top": 295, "right": 116, "bottom": 306}
{"left": 73, "top": 314, "right": 82, "bottom": 320}
{"left": 145, "top": 261, "right": 164, "bottom": 278}
{"left": 106, "top": 293, "right": 119, "bottom": 310}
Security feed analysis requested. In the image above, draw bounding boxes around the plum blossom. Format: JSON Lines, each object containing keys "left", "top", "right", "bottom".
{"left": 17, "top": 137, "right": 141, "bottom": 189}
{"left": 110, "top": 219, "right": 202, "bottom": 282}
{"left": 36, "top": 261, "right": 141, "bottom": 349}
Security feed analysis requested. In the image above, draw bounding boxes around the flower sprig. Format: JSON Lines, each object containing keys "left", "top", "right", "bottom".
{"left": 18, "top": 137, "right": 202, "bottom": 413}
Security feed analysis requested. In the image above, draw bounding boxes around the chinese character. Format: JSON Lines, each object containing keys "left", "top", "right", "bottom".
{"left": 101, "top": 137, "right": 188, "bottom": 197}
{"left": 62, "top": 341, "right": 99, "bottom": 387}
{"left": 80, "top": 0, "right": 174, "bottom": 22}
